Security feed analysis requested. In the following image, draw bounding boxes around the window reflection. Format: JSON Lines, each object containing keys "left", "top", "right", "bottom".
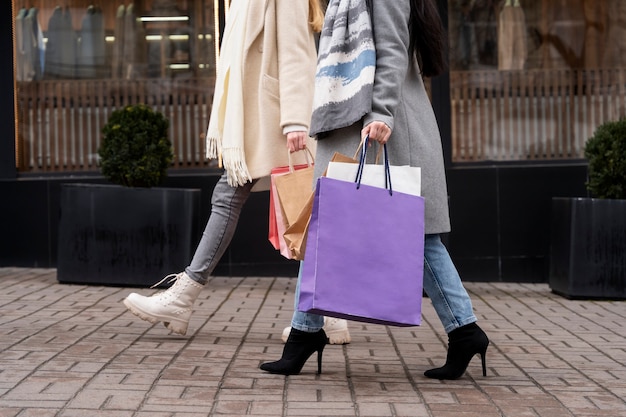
{"left": 449, "top": 0, "right": 626, "bottom": 162}
{"left": 13, "top": 0, "right": 221, "bottom": 173}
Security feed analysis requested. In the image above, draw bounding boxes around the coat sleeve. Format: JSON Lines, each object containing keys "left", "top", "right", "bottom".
{"left": 275, "top": 0, "right": 317, "bottom": 131}
{"left": 363, "top": 0, "right": 412, "bottom": 132}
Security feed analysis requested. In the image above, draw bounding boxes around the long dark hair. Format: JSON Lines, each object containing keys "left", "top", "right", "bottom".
{"left": 408, "top": 0, "right": 447, "bottom": 77}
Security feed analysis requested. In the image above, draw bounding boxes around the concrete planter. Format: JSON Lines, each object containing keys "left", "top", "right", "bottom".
{"left": 549, "top": 197, "right": 626, "bottom": 299}
{"left": 57, "top": 183, "right": 201, "bottom": 287}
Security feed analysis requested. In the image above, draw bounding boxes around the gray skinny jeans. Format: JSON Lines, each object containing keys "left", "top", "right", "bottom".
{"left": 185, "top": 172, "right": 256, "bottom": 285}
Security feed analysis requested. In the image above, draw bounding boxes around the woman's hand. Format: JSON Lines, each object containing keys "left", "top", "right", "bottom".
{"left": 286, "top": 131, "right": 308, "bottom": 153}
{"left": 362, "top": 121, "right": 392, "bottom": 145}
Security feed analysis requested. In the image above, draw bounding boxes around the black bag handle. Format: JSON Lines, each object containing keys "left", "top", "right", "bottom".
{"left": 355, "top": 135, "right": 393, "bottom": 196}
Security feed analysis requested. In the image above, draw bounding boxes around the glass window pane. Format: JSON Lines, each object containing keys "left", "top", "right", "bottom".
{"left": 448, "top": 0, "right": 626, "bottom": 162}
{"left": 13, "top": 0, "right": 221, "bottom": 173}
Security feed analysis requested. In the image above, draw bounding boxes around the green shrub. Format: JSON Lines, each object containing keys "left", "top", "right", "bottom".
{"left": 584, "top": 118, "right": 626, "bottom": 199}
{"left": 98, "top": 104, "right": 173, "bottom": 188}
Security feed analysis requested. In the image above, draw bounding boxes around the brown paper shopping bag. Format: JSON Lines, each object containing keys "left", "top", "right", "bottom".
{"left": 274, "top": 164, "right": 315, "bottom": 230}
{"left": 269, "top": 149, "right": 314, "bottom": 259}
{"left": 283, "top": 151, "right": 358, "bottom": 260}
{"left": 282, "top": 191, "right": 315, "bottom": 260}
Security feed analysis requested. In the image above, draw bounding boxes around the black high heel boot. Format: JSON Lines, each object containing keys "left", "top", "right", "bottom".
{"left": 424, "top": 322, "right": 489, "bottom": 380}
{"left": 260, "top": 328, "right": 328, "bottom": 375}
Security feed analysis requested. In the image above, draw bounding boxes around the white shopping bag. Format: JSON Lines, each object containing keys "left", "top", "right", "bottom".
{"left": 326, "top": 162, "right": 421, "bottom": 196}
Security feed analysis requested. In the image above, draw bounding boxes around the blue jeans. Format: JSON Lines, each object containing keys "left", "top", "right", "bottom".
{"left": 185, "top": 172, "right": 256, "bottom": 285}
{"left": 291, "top": 234, "right": 477, "bottom": 334}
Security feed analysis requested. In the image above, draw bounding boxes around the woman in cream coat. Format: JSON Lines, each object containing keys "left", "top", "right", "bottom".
{"left": 231, "top": 0, "right": 319, "bottom": 182}
{"left": 123, "top": 0, "right": 324, "bottom": 336}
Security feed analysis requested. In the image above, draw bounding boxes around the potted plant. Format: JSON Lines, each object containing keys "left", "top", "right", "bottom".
{"left": 549, "top": 117, "right": 626, "bottom": 299}
{"left": 99, "top": 104, "right": 173, "bottom": 188}
{"left": 57, "top": 104, "right": 201, "bottom": 287}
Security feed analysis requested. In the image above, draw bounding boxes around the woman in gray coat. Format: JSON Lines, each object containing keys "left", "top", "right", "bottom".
{"left": 261, "top": 0, "right": 490, "bottom": 379}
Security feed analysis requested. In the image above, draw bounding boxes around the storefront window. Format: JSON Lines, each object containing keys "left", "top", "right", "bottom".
{"left": 448, "top": 0, "right": 626, "bottom": 162}
{"left": 13, "top": 0, "right": 222, "bottom": 173}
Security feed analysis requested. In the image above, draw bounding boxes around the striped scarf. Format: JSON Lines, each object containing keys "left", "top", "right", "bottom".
{"left": 309, "top": 0, "right": 376, "bottom": 138}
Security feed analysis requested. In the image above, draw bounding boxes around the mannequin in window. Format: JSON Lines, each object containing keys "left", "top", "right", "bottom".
{"left": 77, "top": 5, "right": 105, "bottom": 78}
{"left": 603, "top": 0, "right": 626, "bottom": 68}
{"left": 457, "top": 0, "right": 473, "bottom": 69}
{"left": 46, "top": 6, "right": 77, "bottom": 79}
{"left": 582, "top": 0, "right": 606, "bottom": 69}
{"left": 122, "top": 4, "right": 147, "bottom": 79}
{"left": 498, "top": 0, "right": 527, "bottom": 70}
{"left": 111, "top": 5, "right": 125, "bottom": 79}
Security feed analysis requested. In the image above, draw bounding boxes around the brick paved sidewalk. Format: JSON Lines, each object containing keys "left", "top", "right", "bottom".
{"left": 0, "top": 268, "right": 625, "bottom": 417}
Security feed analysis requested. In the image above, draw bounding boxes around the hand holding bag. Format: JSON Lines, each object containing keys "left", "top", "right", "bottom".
{"left": 298, "top": 139, "right": 425, "bottom": 326}
{"left": 326, "top": 156, "right": 422, "bottom": 196}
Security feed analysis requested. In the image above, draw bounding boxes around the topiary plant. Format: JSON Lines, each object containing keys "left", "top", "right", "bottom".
{"left": 98, "top": 104, "right": 173, "bottom": 188}
{"left": 584, "top": 118, "right": 626, "bottom": 200}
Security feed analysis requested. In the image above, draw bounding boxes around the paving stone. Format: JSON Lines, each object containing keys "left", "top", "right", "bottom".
{"left": 1, "top": 268, "right": 625, "bottom": 416}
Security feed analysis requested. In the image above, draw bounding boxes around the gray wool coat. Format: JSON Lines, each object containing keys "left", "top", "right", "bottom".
{"left": 312, "top": 0, "right": 451, "bottom": 234}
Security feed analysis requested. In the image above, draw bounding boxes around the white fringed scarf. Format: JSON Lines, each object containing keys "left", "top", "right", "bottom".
{"left": 309, "top": 0, "right": 376, "bottom": 137}
{"left": 205, "top": 0, "right": 252, "bottom": 186}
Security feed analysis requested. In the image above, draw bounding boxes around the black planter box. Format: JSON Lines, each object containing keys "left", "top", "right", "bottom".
{"left": 57, "top": 184, "right": 201, "bottom": 287}
{"left": 549, "top": 197, "right": 626, "bottom": 300}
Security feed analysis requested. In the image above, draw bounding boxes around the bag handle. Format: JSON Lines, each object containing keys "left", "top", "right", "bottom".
{"left": 353, "top": 135, "right": 384, "bottom": 163}
{"left": 286, "top": 147, "right": 314, "bottom": 172}
{"left": 355, "top": 135, "right": 393, "bottom": 195}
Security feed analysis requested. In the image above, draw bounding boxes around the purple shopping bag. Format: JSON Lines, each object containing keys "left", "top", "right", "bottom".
{"left": 298, "top": 176, "right": 425, "bottom": 326}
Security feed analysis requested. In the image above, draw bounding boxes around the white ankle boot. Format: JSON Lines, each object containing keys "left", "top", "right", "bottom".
{"left": 281, "top": 317, "right": 351, "bottom": 345}
{"left": 123, "top": 272, "right": 203, "bottom": 335}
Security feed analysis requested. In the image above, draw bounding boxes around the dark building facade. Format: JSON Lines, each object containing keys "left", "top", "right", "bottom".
{"left": 3, "top": 0, "right": 618, "bottom": 282}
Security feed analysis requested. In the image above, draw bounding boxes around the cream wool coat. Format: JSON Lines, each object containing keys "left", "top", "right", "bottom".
{"left": 232, "top": 0, "right": 317, "bottom": 188}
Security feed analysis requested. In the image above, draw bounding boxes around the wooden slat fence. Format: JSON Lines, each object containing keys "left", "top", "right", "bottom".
{"left": 450, "top": 68, "right": 626, "bottom": 162}
{"left": 16, "top": 77, "right": 215, "bottom": 173}
{"left": 16, "top": 69, "right": 626, "bottom": 172}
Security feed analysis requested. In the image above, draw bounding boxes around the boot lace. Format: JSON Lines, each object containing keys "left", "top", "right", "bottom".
{"left": 150, "top": 273, "right": 182, "bottom": 289}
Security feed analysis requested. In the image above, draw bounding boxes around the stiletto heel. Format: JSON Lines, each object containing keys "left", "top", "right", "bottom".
{"left": 480, "top": 349, "right": 487, "bottom": 376}
{"left": 317, "top": 348, "right": 323, "bottom": 374}
{"left": 260, "top": 329, "right": 328, "bottom": 375}
{"left": 424, "top": 322, "right": 489, "bottom": 380}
